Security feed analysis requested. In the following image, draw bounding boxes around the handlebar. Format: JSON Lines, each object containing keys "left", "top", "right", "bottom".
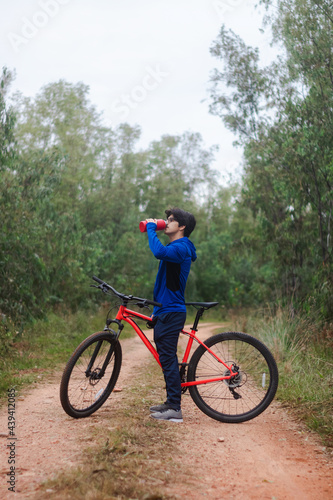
{"left": 92, "top": 276, "right": 162, "bottom": 308}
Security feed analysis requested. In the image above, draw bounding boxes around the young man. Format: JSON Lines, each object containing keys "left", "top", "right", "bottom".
{"left": 145, "top": 208, "right": 197, "bottom": 422}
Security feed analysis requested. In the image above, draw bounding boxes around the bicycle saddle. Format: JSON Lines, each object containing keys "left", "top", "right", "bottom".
{"left": 185, "top": 302, "right": 219, "bottom": 310}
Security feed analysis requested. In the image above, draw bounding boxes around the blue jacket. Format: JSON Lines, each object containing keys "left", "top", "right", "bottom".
{"left": 146, "top": 222, "right": 197, "bottom": 315}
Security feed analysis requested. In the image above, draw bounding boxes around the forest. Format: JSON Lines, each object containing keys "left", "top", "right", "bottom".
{"left": 0, "top": 0, "right": 332, "bottom": 331}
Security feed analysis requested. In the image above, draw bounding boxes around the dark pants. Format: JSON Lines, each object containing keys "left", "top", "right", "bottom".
{"left": 154, "top": 312, "right": 186, "bottom": 411}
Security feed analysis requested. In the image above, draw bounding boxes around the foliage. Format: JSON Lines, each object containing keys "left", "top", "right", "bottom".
{"left": 0, "top": 72, "right": 221, "bottom": 334}
{"left": 0, "top": 306, "right": 134, "bottom": 400}
{"left": 209, "top": 0, "right": 333, "bottom": 317}
{"left": 1, "top": 1, "right": 332, "bottom": 342}
{"left": 232, "top": 307, "right": 333, "bottom": 447}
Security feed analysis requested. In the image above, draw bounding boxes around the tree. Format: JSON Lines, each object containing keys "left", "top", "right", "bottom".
{"left": 13, "top": 80, "right": 115, "bottom": 210}
{"left": 208, "top": 0, "right": 333, "bottom": 316}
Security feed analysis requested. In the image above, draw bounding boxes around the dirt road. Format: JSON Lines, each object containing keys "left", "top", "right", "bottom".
{"left": 0, "top": 324, "right": 332, "bottom": 499}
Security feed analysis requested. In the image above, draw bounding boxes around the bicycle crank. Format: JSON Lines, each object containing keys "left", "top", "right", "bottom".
{"left": 179, "top": 362, "right": 189, "bottom": 394}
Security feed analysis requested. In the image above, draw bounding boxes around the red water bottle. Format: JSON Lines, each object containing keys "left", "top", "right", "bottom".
{"left": 139, "top": 219, "right": 166, "bottom": 233}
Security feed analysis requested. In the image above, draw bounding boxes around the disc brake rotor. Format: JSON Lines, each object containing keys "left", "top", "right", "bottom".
{"left": 223, "top": 364, "right": 245, "bottom": 388}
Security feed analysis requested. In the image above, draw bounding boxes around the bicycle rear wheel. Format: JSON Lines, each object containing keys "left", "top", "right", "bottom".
{"left": 188, "top": 332, "right": 278, "bottom": 423}
{"left": 60, "top": 331, "right": 122, "bottom": 418}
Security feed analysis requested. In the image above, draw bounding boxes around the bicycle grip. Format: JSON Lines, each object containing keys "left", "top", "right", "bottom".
{"left": 92, "top": 276, "right": 104, "bottom": 285}
{"left": 145, "top": 299, "right": 162, "bottom": 308}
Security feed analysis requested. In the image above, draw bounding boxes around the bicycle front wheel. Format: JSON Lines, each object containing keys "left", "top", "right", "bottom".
{"left": 188, "top": 332, "right": 278, "bottom": 423}
{"left": 60, "top": 331, "right": 122, "bottom": 418}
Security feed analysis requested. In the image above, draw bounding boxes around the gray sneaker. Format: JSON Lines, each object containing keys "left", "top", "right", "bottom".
{"left": 149, "top": 402, "right": 171, "bottom": 413}
{"left": 150, "top": 408, "right": 183, "bottom": 423}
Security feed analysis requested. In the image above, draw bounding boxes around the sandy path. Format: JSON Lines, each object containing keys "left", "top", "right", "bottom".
{"left": 0, "top": 324, "right": 332, "bottom": 499}
{"left": 0, "top": 333, "right": 151, "bottom": 499}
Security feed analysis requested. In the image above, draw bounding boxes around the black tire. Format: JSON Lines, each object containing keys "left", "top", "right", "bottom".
{"left": 188, "top": 332, "right": 278, "bottom": 423}
{"left": 60, "top": 331, "right": 122, "bottom": 418}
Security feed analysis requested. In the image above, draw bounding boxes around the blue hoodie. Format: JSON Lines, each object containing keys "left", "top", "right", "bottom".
{"left": 146, "top": 222, "right": 197, "bottom": 316}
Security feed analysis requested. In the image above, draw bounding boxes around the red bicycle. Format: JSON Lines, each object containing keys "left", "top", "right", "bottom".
{"left": 60, "top": 277, "right": 279, "bottom": 423}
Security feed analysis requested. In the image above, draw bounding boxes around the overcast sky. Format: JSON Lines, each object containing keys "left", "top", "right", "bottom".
{"left": 2, "top": 0, "right": 278, "bottom": 182}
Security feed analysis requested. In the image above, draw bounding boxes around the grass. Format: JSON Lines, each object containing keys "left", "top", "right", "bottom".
{"left": 2, "top": 299, "right": 332, "bottom": 461}
{"left": 36, "top": 359, "right": 187, "bottom": 500}
{"left": 0, "top": 302, "right": 224, "bottom": 404}
{"left": 230, "top": 308, "right": 333, "bottom": 449}
{"left": 0, "top": 305, "right": 134, "bottom": 403}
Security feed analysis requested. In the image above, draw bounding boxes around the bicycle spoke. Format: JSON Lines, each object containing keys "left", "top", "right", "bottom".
{"left": 60, "top": 332, "right": 122, "bottom": 418}
{"left": 188, "top": 332, "right": 278, "bottom": 423}
{"left": 67, "top": 341, "right": 114, "bottom": 410}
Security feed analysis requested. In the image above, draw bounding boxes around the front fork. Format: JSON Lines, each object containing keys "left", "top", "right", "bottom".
{"left": 85, "top": 320, "right": 122, "bottom": 381}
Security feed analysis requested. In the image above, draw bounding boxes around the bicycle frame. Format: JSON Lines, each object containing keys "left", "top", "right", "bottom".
{"left": 114, "top": 304, "right": 239, "bottom": 388}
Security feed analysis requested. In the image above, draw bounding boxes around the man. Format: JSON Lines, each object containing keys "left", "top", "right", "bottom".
{"left": 145, "top": 208, "right": 197, "bottom": 422}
